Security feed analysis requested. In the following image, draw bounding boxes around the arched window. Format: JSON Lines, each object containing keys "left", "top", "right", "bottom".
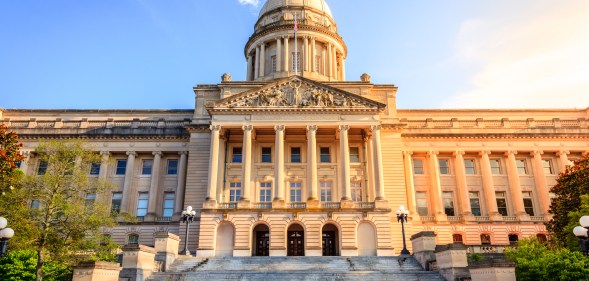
{"left": 480, "top": 234, "right": 491, "bottom": 245}
{"left": 508, "top": 234, "right": 519, "bottom": 245}
{"left": 452, "top": 234, "right": 463, "bottom": 244}
{"left": 128, "top": 234, "right": 139, "bottom": 245}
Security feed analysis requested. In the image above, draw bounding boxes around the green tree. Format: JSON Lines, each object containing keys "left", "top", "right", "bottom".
{"left": 0, "top": 140, "right": 117, "bottom": 281}
{"left": 505, "top": 238, "right": 589, "bottom": 281}
{"left": 547, "top": 153, "right": 589, "bottom": 246}
{"left": 0, "top": 250, "right": 71, "bottom": 281}
{"left": 0, "top": 124, "right": 25, "bottom": 193}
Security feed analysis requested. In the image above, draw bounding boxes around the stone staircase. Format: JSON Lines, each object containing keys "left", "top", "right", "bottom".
{"left": 148, "top": 256, "right": 445, "bottom": 281}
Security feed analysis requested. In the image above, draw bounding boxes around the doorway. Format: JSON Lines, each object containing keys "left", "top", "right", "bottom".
{"left": 287, "top": 224, "right": 305, "bottom": 256}
{"left": 253, "top": 224, "right": 270, "bottom": 256}
{"left": 322, "top": 224, "right": 339, "bottom": 256}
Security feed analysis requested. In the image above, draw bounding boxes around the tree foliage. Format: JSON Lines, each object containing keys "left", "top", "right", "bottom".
{"left": 547, "top": 153, "right": 589, "bottom": 246}
{"left": 0, "top": 124, "right": 25, "bottom": 193}
{"left": 0, "top": 140, "right": 117, "bottom": 281}
{"left": 0, "top": 250, "right": 71, "bottom": 281}
{"left": 505, "top": 238, "right": 589, "bottom": 281}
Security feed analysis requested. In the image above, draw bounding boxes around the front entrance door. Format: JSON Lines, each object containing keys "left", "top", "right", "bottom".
{"left": 255, "top": 231, "right": 270, "bottom": 256}
{"left": 287, "top": 231, "right": 304, "bottom": 256}
{"left": 322, "top": 231, "right": 337, "bottom": 256}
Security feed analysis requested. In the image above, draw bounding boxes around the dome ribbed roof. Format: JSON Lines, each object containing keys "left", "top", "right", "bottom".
{"left": 258, "top": 0, "right": 333, "bottom": 19}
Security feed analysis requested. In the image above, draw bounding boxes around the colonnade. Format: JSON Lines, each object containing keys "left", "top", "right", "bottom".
{"left": 403, "top": 149, "right": 574, "bottom": 223}
{"left": 205, "top": 124, "right": 385, "bottom": 206}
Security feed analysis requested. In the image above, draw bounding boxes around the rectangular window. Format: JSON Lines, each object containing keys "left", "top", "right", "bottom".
{"left": 443, "top": 192, "right": 455, "bottom": 216}
{"left": 163, "top": 193, "right": 175, "bottom": 217}
{"left": 439, "top": 159, "right": 450, "bottom": 174}
{"left": 259, "top": 182, "right": 272, "bottom": 202}
{"left": 136, "top": 192, "right": 149, "bottom": 217}
{"left": 142, "top": 160, "right": 153, "bottom": 175}
{"left": 469, "top": 192, "right": 481, "bottom": 216}
{"left": 291, "top": 52, "right": 301, "bottom": 71}
{"left": 320, "top": 147, "right": 331, "bottom": 163}
{"left": 232, "top": 147, "right": 243, "bottom": 163}
{"left": 523, "top": 191, "right": 534, "bottom": 216}
{"left": 229, "top": 182, "right": 242, "bottom": 202}
{"left": 542, "top": 160, "right": 553, "bottom": 175}
{"left": 116, "top": 160, "right": 127, "bottom": 175}
{"left": 271, "top": 55, "right": 277, "bottom": 72}
{"left": 413, "top": 159, "right": 424, "bottom": 174}
{"left": 291, "top": 147, "right": 301, "bottom": 163}
{"left": 261, "top": 147, "right": 272, "bottom": 163}
{"left": 464, "top": 159, "right": 476, "bottom": 175}
{"left": 416, "top": 192, "right": 428, "bottom": 216}
{"left": 111, "top": 192, "right": 123, "bottom": 214}
{"left": 90, "top": 163, "right": 101, "bottom": 175}
{"left": 290, "top": 182, "right": 302, "bottom": 202}
{"left": 320, "top": 181, "right": 332, "bottom": 202}
{"left": 38, "top": 160, "right": 48, "bottom": 175}
{"left": 85, "top": 193, "right": 97, "bottom": 206}
{"left": 496, "top": 192, "right": 508, "bottom": 216}
{"left": 351, "top": 181, "right": 362, "bottom": 202}
{"left": 490, "top": 159, "right": 502, "bottom": 175}
{"left": 516, "top": 159, "right": 527, "bottom": 175}
{"left": 349, "top": 147, "right": 360, "bottom": 163}
{"left": 167, "top": 159, "right": 178, "bottom": 175}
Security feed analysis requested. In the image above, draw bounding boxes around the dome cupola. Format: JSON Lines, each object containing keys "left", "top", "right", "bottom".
{"left": 244, "top": 0, "right": 347, "bottom": 82}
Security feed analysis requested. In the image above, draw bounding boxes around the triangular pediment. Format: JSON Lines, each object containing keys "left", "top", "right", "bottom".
{"left": 207, "top": 76, "right": 386, "bottom": 113}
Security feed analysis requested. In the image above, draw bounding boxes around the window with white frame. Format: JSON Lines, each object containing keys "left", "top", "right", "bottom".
{"left": 416, "top": 192, "right": 428, "bottom": 216}
{"left": 464, "top": 159, "right": 476, "bottom": 174}
{"left": 469, "top": 192, "right": 481, "bottom": 216}
{"left": 259, "top": 182, "right": 272, "bottom": 202}
{"left": 320, "top": 181, "right": 332, "bottom": 202}
{"left": 442, "top": 192, "right": 455, "bottom": 216}
{"left": 522, "top": 191, "right": 534, "bottom": 216}
{"left": 136, "top": 192, "right": 149, "bottom": 217}
{"left": 290, "top": 182, "right": 302, "bottom": 202}
{"left": 413, "top": 159, "right": 424, "bottom": 174}
{"left": 115, "top": 160, "right": 127, "bottom": 175}
{"left": 439, "top": 159, "right": 450, "bottom": 174}
{"left": 351, "top": 181, "right": 362, "bottom": 202}
{"left": 542, "top": 159, "right": 554, "bottom": 175}
{"left": 516, "top": 159, "right": 528, "bottom": 175}
{"left": 490, "top": 159, "right": 502, "bottom": 175}
{"left": 496, "top": 192, "right": 508, "bottom": 216}
{"left": 349, "top": 147, "right": 360, "bottom": 163}
{"left": 230, "top": 182, "right": 242, "bottom": 202}
{"left": 162, "top": 193, "right": 175, "bottom": 217}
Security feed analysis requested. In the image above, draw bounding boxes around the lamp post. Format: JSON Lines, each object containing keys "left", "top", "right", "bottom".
{"left": 573, "top": 215, "right": 589, "bottom": 256}
{"left": 395, "top": 206, "right": 410, "bottom": 255}
{"left": 181, "top": 206, "right": 196, "bottom": 256}
{"left": 0, "top": 217, "right": 15, "bottom": 258}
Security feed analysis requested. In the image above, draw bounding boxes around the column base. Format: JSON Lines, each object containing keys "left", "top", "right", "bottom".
{"left": 410, "top": 212, "right": 421, "bottom": 222}
{"left": 272, "top": 199, "right": 285, "bottom": 209}
{"left": 516, "top": 212, "right": 531, "bottom": 222}
{"left": 462, "top": 213, "right": 476, "bottom": 223}
{"left": 203, "top": 199, "right": 217, "bottom": 209}
{"left": 306, "top": 199, "right": 320, "bottom": 209}
{"left": 341, "top": 199, "right": 354, "bottom": 209}
{"left": 374, "top": 199, "right": 389, "bottom": 209}
{"left": 489, "top": 212, "right": 504, "bottom": 222}
{"left": 237, "top": 199, "right": 251, "bottom": 209}
{"left": 435, "top": 213, "right": 448, "bottom": 223}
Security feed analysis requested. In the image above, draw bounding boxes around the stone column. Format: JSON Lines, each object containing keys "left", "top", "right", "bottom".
{"left": 254, "top": 46, "right": 260, "bottom": 79}
{"left": 276, "top": 38, "right": 282, "bottom": 72}
{"left": 174, "top": 151, "right": 188, "bottom": 215}
{"left": 531, "top": 151, "right": 551, "bottom": 218}
{"left": 205, "top": 125, "right": 221, "bottom": 206}
{"left": 327, "top": 43, "right": 332, "bottom": 78}
{"left": 403, "top": 151, "right": 418, "bottom": 217}
{"left": 259, "top": 43, "right": 266, "bottom": 78}
{"left": 505, "top": 151, "right": 528, "bottom": 220}
{"left": 274, "top": 125, "right": 285, "bottom": 205}
{"left": 557, "top": 150, "right": 571, "bottom": 173}
{"left": 19, "top": 151, "right": 31, "bottom": 175}
{"left": 371, "top": 125, "right": 386, "bottom": 202}
{"left": 121, "top": 151, "right": 136, "bottom": 212}
{"left": 479, "top": 151, "right": 501, "bottom": 221}
{"left": 341, "top": 57, "right": 346, "bottom": 81}
{"left": 303, "top": 36, "right": 309, "bottom": 72}
{"left": 147, "top": 151, "right": 162, "bottom": 219}
{"left": 283, "top": 36, "right": 289, "bottom": 72}
{"left": 99, "top": 151, "right": 110, "bottom": 180}
{"left": 364, "top": 134, "right": 375, "bottom": 201}
{"left": 339, "top": 125, "right": 351, "bottom": 202}
{"left": 307, "top": 125, "right": 319, "bottom": 205}
{"left": 322, "top": 47, "right": 327, "bottom": 76}
{"left": 247, "top": 55, "right": 253, "bottom": 81}
{"left": 453, "top": 151, "right": 474, "bottom": 222}
{"left": 332, "top": 45, "right": 337, "bottom": 79}
{"left": 240, "top": 125, "right": 253, "bottom": 206}
{"left": 311, "top": 37, "right": 316, "bottom": 72}
{"left": 427, "top": 151, "right": 447, "bottom": 222}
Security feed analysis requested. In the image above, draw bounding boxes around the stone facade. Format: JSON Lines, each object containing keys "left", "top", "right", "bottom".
{"left": 2, "top": 0, "right": 589, "bottom": 258}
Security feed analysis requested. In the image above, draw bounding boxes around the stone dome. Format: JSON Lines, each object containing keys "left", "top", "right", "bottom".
{"left": 258, "top": 0, "right": 333, "bottom": 19}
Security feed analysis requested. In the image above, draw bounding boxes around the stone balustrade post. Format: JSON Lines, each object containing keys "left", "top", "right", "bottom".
{"left": 410, "top": 231, "right": 437, "bottom": 270}
{"left": 435, "top": 243, "right": 470, "bottom": 281}
{"left": 154, "top": 231, "right": 181, "bottom": 272}
{"left": 120, "top": 244, "right": 157, "bottom": 281}
{"left": 72, "top": 261, "right": 121, "bottom": 281}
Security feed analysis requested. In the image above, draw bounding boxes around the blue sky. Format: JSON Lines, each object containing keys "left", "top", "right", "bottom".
{"left": 1, "top": 0, "right": 588, "bottom": 110}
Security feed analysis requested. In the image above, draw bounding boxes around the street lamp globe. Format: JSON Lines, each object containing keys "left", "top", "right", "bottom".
{"left": 0, "top": 217, "right": 7, "bottom": 229}
{"left": 574, "top": 226, "right": 588, "bottom": 237}
{"left": 0, "top": 228, "right": 14, "bottom": 239}
{"left": 580, "top": 216, "right": 589, "bottom": 228}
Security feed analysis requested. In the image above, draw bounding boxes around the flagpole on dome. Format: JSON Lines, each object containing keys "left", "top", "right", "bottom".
{"left": 294, "top": 13, "right": 298, "bottom": 76}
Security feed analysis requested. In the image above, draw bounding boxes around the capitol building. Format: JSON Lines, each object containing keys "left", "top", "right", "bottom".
{"left": 2, "top": 0, "right": 588, "bottom": 257}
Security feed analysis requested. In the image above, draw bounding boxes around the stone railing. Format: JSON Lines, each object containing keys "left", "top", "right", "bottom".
{"left": 2, "top": 118, "right": 189, "bottom": 130}
{"left": 321, "top": 202, "right": 341, "bottom": 209}
{"left": 354, "top": 202, "right": 375, "bottom": 209}
{"left": 420, "top": 216, "right": 435, "bottom": 222}
{"left": 253, "top": 203, "right": 272, "bottom": 209}
{"left": 466, "top": 245, "right": 514, "bottom": 254}
{"left": 218, "top": 203, "right": 237, "bottom": 209}
{"left": 448, "top": 216, "right": 462, "bottom": 222}
{"left": 474, "top": 216, "right": 490, "bottom": 222}
{"left": 502, "top": 216, "right": 517, "bottom": 222}
{"left": 403, "top": 117, "right": 587, "bottom": 130}
{"left": 530, "top": 216, "right": 545, "bottom": 222}
{"left": 288, "top": 202, "right": 307, "bottom": 209}
{"left": 156, "top": 217, "right": 173, "bottom": 222}
{"left": 136, "top": 216, "right": 145, "bottom": 223}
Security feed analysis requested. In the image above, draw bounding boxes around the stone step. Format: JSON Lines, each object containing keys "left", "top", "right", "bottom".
{"left": 148, "top": 271, "right": 446, "bottom": 281}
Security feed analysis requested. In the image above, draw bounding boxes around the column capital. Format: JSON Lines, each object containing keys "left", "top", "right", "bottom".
{"left": 479, "top": 151, "right": 491, "bottom": 156}
{"left": 531, "top": 150, "right": 544, "bottom": 157}
{"left": 306, "top": 125, "right": 318, "bottom": 132}
{"left": 556, "top": 150, "right": 570, "bottom": 156}
{"left": 126, "top": 151, "right": 137, "bottom": 157}
{"left": 370, "top": 124, "right": 382, "bottom": 131}
{"left": 504, "top": 150, "right": 518, "bottom": 156}
{"left": 453, "top": 150, "right": 465, "bottom": 157}
{"left": 274, "top": 125, "right": 285, "bottom": 132}
{"left": 210, "top": 125, "right": 221, "bottom": 132}
{"left": 403, "top": 151, "right": 414, "bottom": 156}
{"left": 338, "top": 125, "right": 350, "bottom": 132}
{"left": 178, "top": 151, "right": 188, "bottom": 156}
{"left": 100, "top": 151, "right": 110, "bottom": 157}
{"left": 152, "top": 151, "right": 163, "bottom": 157}
{"left": 427, "top": 151, "right": 439, "bottom": 157}
{"left": 282, "top": 35, "right": 290, "bottom": 39}
{"left": 260, "top": 42, "right": 265, "bottom": 47}
{"left": 243, "top": 125, "right": 253, "bottom": 132}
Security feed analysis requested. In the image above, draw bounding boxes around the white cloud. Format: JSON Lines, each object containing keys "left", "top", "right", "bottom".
{"left": 238, "top": 0, "right": 260, "bottom": 6}
{"left": 443, "top": 1, "right": 589, "bottom": 109}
